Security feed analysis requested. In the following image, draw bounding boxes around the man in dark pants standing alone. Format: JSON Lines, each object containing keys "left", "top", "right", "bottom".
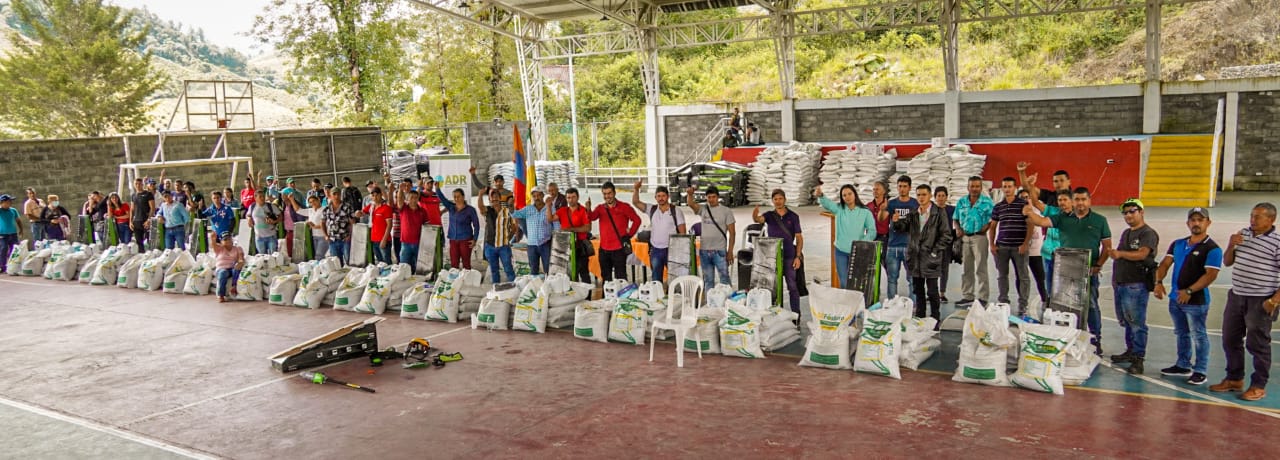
{"left": 1108, "top": 199, "right": 1159, "bottom": 374}
{"left": 1211, "top": 202, "right": 1280, "bottom": 401}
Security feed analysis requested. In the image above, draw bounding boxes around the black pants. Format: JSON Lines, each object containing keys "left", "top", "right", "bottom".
{"left": 597, "top": 247, "right": 626, "bottom": 282}
{"left": 1223, "top": 292, "right": 1275, "bottom": 388}
{"left": 912, "top": 276, "right": 941, "bottom": 321}
{"left": 939, "top": 247, "right": 953, "bottom": 297}
{"left": 131, "top": 220, "right": 148, "bottom": 248}
{"left": 1028, "top": 255, "right": 1048, "bottom": 302}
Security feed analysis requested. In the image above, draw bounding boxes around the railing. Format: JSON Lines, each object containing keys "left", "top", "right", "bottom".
{"left": 693, "top": 117, "right": 732, "bottom": 164}
{"left": 580, "top": 166, "right": 682, "bottom": 192}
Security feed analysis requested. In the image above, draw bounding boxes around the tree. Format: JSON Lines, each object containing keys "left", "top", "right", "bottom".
{"left": 0, "top": 0, "right": 165, "bottom": 138}
{"left": 253, "top": 0, "right": 413, "bottom": 125}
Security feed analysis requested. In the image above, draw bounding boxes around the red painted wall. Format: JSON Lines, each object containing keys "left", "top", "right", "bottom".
{"left": 719, "top": 139, "right": 1140, "bottom": 206}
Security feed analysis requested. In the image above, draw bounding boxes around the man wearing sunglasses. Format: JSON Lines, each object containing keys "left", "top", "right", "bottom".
{"left": 1108, "top": 199, "right": 1160, "bottom": 374}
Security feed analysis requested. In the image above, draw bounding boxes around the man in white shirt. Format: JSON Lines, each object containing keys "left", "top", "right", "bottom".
{"left": 633, "top": 179, "right": 686, "bottom": 283}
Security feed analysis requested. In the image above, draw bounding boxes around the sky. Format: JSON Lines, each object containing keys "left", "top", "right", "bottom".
{"left": 108, "top": 0, "right": 271, "bottom": 55}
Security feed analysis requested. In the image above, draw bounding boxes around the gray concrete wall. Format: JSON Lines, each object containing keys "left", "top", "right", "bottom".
{"left": 1161, "top": 93, "right": 1221, "bottom": 134}
{"left": 796, "top": 105, "right": 944, "bottom": 141}
{"left": 663, "top": 113, "right": 725, "bottom": 167}
{"left": 1235, "top": 91, "right": 1280, "bottom": 191}
{"left": 959, "top": 97, "right": 1144, "bottom": 138}
{"left": 464, "top": 121, "right": 530, "bottom": 175}
{"left": 0, "top": 128, "right": 382, "bottom": 210}
{"left": 744, "top": 111, "right": 782, "bottom": 144}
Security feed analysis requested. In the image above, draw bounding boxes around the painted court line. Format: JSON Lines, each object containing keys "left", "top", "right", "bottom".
{"left": 0, "top": 395, "right": 218, "bottom": 460}
{"left": 125, "top": 325, "right": 471, "bottom": 426}
{"left": 1097, "top": 362, "right": 1280, "bottom": 420}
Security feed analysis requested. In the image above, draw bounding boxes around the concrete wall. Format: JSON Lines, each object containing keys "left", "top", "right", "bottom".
{"left": 959, "top": 97, "right": 1144, "bottom": 138}
{"left": 796, "top": 105, "right": 944, "bottom": 141}
{"left": 1235, "top": 91, "right": 1280, "bottom": 191}
{"left": 663, "top": 113, "right": 725, "bottom": 167}
{"left": 745, "top": 111, "right": 782, "bottom": 144}
{"left": 0, "top": 128, "right": 382, "bottom": 210}
{"left": 464, "top": 121, "right": 530, "bottom": 175}
{"left": 1160, "top": 93, "right": 1221, "bottom": 134}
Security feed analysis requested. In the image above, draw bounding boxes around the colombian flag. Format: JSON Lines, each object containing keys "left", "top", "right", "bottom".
{"left": 513, "top": 125, "right": 528, "bottom": 208}
{"left": 525, "top": 128, "right": 537, "bottom": 204}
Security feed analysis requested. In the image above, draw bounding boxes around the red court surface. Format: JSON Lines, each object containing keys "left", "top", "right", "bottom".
{"left": 3, "top": 275, "right": 1279, "bottom": 459}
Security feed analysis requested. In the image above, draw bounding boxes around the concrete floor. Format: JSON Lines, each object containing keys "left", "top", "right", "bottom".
{"left": 2, "top": 192, "right": 1279, "bottom": 458}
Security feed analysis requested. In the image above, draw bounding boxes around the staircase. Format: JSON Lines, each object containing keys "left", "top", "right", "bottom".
{"left": 1141, "top": 135, "right": 1216, "bottom": 208}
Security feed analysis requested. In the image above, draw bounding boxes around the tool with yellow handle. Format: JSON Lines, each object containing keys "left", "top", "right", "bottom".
{"left": 300, "top": 371, "right": 375, "bottom": 393}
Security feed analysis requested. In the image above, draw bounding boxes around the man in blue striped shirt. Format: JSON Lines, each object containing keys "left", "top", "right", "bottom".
{"left": 513, "top": 187, "right": 554, "bottom": 275}
{"left": 1211, "top": 202, "right": 1280, "bottom": 401}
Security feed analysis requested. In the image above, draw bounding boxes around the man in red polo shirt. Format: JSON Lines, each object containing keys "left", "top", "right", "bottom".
{"left": 589, "top": 181, "right": 641, "bottom": 282}
{"left": 418, "top": 176, "right": 443, "bottom": 226}
{"left": 550, "top": 187, "right": 594, "bottom": 282}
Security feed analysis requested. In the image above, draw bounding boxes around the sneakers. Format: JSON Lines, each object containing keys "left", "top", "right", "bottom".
{"left": 1110, "top": 351, "right": 1136, "bottom": 363}
{"left": 1241, "top": 387, "right": 1267, "bottom": 401}
{"left": 940, "top": 295, "right": 949, "bottom": 302}
{"left": 1209, "top": 379, "right": 1244, "bottom": 393}
{"left": 1127, "top": 359, "right": 1144, "bottom": 375}
{"left": 1160, "top": 366, "right": 1193, "bottom": 377}
{"left": 1187, "top": 373, "right": 1207, "bottom": 385}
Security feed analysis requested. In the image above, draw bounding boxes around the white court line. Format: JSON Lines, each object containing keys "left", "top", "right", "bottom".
{"left": 125, "top": 325, "right": 471, "bottom": 426}
{"left": 1099, "top": 361, "right": 1280, "bottom": 421}
{"left": 0, "top": 395, "right": 218, "bottom": 460}
{"left": 0, "top": 278, "right": 91, "bottom": 287}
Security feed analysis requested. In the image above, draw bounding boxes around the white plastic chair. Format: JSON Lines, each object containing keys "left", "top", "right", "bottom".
{"left": 650, "top": 275, "right": 704, "bottom": 367}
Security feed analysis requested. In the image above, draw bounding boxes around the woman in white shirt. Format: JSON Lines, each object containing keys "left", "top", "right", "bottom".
{"left": 305, "top": 195, "right": 328, "bottom": 260}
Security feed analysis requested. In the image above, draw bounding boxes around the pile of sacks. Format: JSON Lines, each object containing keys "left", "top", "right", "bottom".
{"left": 747, "top": 142, "right": 822, "bottom": 206}
{"left": 487, "top": 161, "right": 578, "bottom": 190}
{"left": 818, "top": 144, "right": 898, "bottom": 200}
{"left": 291, "top": 257, "right": 349, "bottom": 308}
{"left": 470, "top": 279, "right": 524, "bottom": 330}
{"left": 83, "top": 243, "right": 140, "bottom": 285}
{"left": 6, "top": 240, "right": 97, "bottom": 279}
{"left": 905, "top": 145, "right": 986, "bottom": 203}
{"left": 402, "top": 268, "right": 482, "bottom": 322}
{"left": 235, "top": 252, "right": 296, "bottom": 301}
{"left": 718, "top": 288, "right": 802, "bottom": 359}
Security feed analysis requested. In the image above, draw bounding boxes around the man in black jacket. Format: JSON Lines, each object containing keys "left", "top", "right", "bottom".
{"left": 893, "top": 184, "right": 953, "bottom": 322}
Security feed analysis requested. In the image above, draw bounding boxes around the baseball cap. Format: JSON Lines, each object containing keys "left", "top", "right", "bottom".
{"left": 282, "top": 187, "right": 295, "bottom": 195}
{"left": 0, "top": 194, "right": 12, "bottom": 202}
{"left": 531, "top": 186, "right": 545, "bottom": 194}
{"left": 1188, "top": 207, "right": 1210, "bottom": 219}
{"left": 286, "top": 178, "right": 295, "bottom": 184}
{"left": 434, "top": 175, "right": 444, "bottom": 183}
{"left": 1120, "top": 198, "right": 1144, "bottom": 211}
{"left": 265, "top": 175, "right": 275, "bottom": 181}
{"left": 705, "top": 185, "right": 720, "bottom": 196}
{"left": 218, "top": 231, "right": 232, "bottom": 241}
{"left": 365, "top": 180, "right": 375, "bottom": 186}
{"left": 145, "top": 179, "right": 157, "bottom": 185}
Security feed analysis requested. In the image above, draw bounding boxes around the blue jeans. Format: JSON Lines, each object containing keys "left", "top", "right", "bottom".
{"left": 216, "top": 267, "right": 239, "bottom": 297}
{"left": 31, "top": 222, "right": 46, "bottom": 241}
{"left": 1114, "top": 282, "right": 1150, "bottom": 356}
{"left": 484, "top": 244, "right": 515, "bottom": 283}
{"left": 650, "top": 246, "right": 669, "bottom": 281}
{"left": 527, "top": 241, "right": 551, "bottom": 275}
{"left": 371, "top": 241, "right": 391, "bottom": 265}
{"left": 255, "top": 236, "right": 277, "bottom": 255}
{"left": 115, "top": 222, "right": 132, "bottom": 247}
{"left": 1044, "top": 257, "right": 1055, "bottom": 298}
{"left": 312, "top": 236, "right": 329, "bottom": 261}
{"left": 885, "top": 246, "right": 912, "bottom": 300}
{"left": 1088, "top": 273, "right": 1102, "bottom": 339}
{"left": 1170, "top": 302, "right": 1210, "bottom": 374}
{"left": 400, "top": 243, "right": 419, "bottom": 270}
{"left": 165, "top": 227, "right": 187, "bottom": 250}
{"left": 834, "top": 248, "right": 850, "bottom": 289}
{"left": 699, "top": 249, "right": 730, "bottom": 291}
{"left": 328, "top": 239, "right": 349, "bottom": 265}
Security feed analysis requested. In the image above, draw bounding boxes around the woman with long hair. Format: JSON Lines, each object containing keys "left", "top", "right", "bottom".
{"left": 815, "top": 184, "right": 876, "bottom": 289}
{"left": 107, "top": 192, "right": 132, "bottom": 245}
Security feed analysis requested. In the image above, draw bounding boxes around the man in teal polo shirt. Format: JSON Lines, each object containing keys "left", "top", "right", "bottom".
{"left": 1025, "top": 186, "right": 1112, "bottom": 355}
